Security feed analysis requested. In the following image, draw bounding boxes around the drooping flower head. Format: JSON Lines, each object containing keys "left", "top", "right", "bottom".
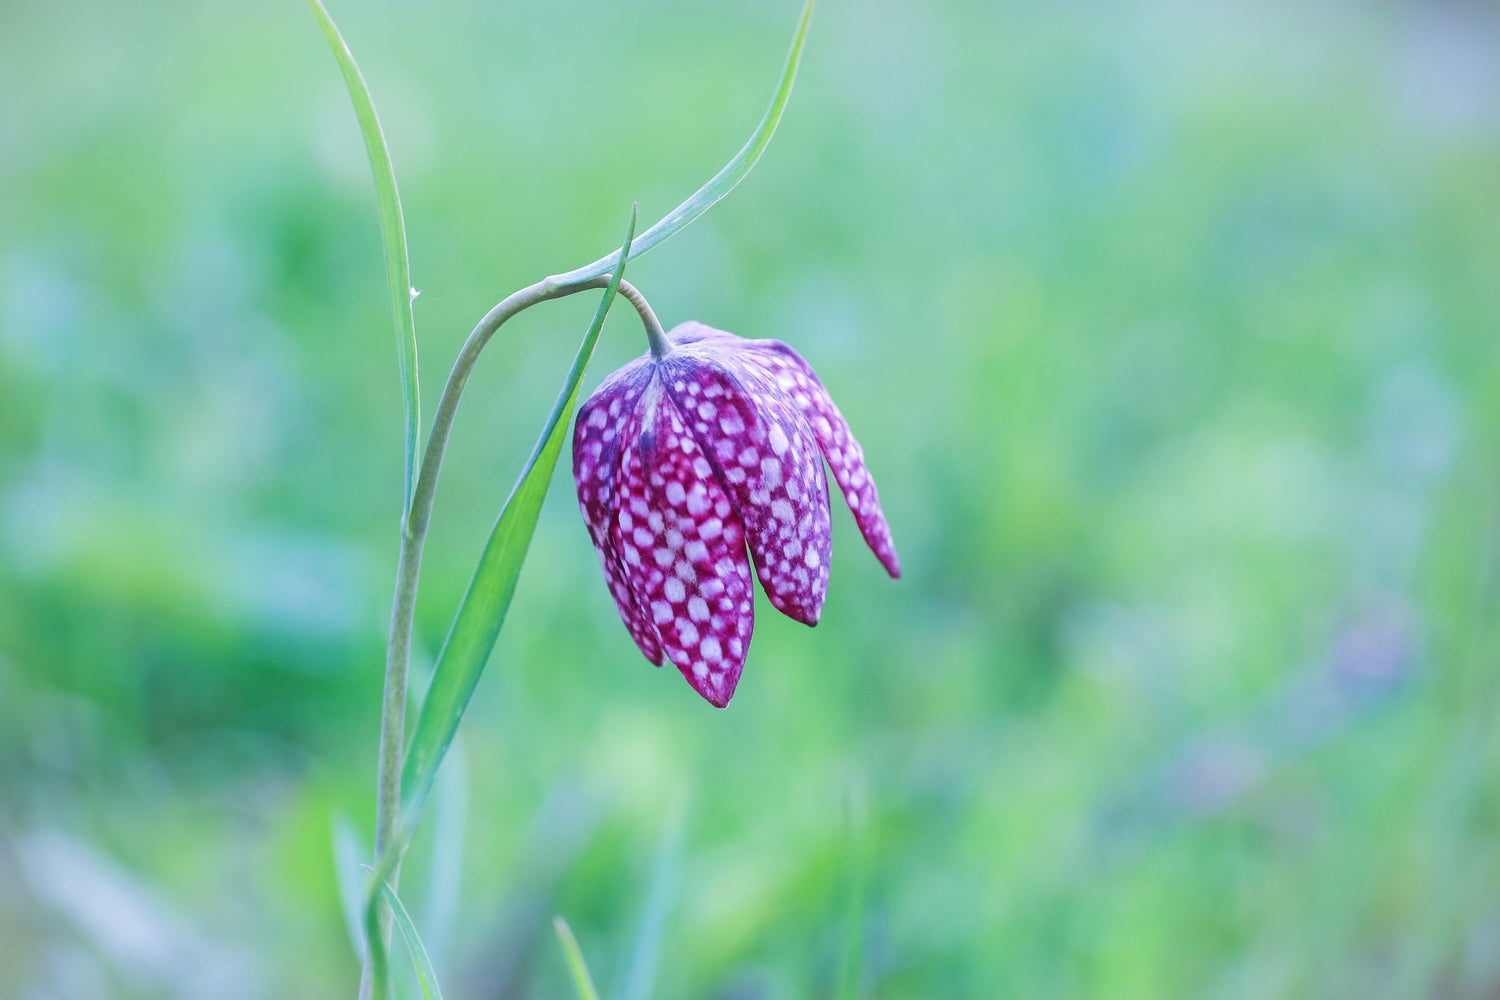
{"left": 573, "top": 322, "right": 899, "bottom": 707}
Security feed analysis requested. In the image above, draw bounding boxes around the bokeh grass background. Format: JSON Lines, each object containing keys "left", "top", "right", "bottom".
{"left": 3, "top": 0, "right": 1499, "bottom": 997}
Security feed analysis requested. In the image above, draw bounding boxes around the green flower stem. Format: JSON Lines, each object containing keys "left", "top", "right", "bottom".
{"left": 365, "top": 273, "right": 658, "bottom": 999}
{"left": 625, "top": 283, "right": 671, "bottom": 360}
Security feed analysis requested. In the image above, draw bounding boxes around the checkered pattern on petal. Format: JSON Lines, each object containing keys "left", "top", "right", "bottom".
{"left": 661, "top": 349, "right": 832, "bottom": 625}
{"left": 573, "top": 360, "right": 663, "bottom": 665}
{"left": 573, "top": 321, "right": 899, "bottom": 708}
{"left": 737, "top": 339, "right": 901, "bottom": 578}
{"left": 609, "top": 382, "right": 754, "bottom": 707}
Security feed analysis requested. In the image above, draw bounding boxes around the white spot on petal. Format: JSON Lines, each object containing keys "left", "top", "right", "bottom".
{"left": 760, "top": 457, "right": 783, "bottom": 488}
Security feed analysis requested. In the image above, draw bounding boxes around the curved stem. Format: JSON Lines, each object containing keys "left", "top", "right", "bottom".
{"left": 618, "top": 282, "right": 671, "bottom": 359}
{"left": 365, "top": 274, "right": 660, "bottom": 997}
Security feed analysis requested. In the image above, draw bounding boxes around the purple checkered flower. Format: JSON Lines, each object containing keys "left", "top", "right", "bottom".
{"left": 572, "top": 321, "right": 900, "bottom": 707}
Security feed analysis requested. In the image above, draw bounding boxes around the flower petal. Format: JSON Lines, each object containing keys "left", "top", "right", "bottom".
{"left": 573, "top": 362, "right": 663, "bottom": 665}
{"left": 662, "top": 349, "right": 832, "bottom": 625}
{"left": 666, "top": 321, "right": 736, "bottom": 348}
{"left": 743, "top": 341, "right": 901, "bottom": 578}
{"left": 612, "top": 380, "right": 754, "bottom": 707}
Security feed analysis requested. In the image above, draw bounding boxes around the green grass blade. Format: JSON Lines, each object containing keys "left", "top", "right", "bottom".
{"left": 332, "top": 816, "right": 370, "bottom": 961}
{"left": 551, "top": 0, "right": 815, "bottom": 288}
{"left": 836, "top": 787, "right": 869, "bottom": 1000}
{"left": 618, "top": 799, "right": 685, "bottom": 1000}
{"left": 308, "top": 0, "right": 420, "bottom": 513}
{"left": 554, "top": 917, "right": 603, "bottom": 1000}
{"left": 397, "top": 207, "right": 638, "bottom": 834}
{"left": 421, "top": 735, "right": 467, "bottom": 969}
{"left": 377, "top": 878, "right": 445, "bottom": 1000}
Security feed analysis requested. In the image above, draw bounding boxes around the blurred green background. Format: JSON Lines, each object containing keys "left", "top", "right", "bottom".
{"left": 2, "top": 0, "right": 1499, "bottom": 996}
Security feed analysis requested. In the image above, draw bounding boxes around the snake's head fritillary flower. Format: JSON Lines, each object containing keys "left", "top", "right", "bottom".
{"left": 573, "top": 321, "right": 899, "bottom": 707}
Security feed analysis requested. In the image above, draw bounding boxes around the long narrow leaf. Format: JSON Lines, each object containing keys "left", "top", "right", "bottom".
{"left": 554, "top": 917, "right": 603, "bottom": 1000}
{"left": 619, "top": 799, "right": 686, "bottom": 1000}
{"left": 422, "top": 736, "right": 467, "bottom": 970}
{"left": 332, "top": 816, "right": 371, "bottom": 961}
{"left": 398, "top": 208, "right": 638, "bottom": 833}
{"left": 309, "top": 0, "right": 421, "bottom": 512}
{"left": 836, "top": 787, "right": 870, "bottom": 1000}
{"left": 377, "top": 879, "right": 445, "bottom": 1000}
{"left": 550, "top": 0, "right": 816, "bottom": 288}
